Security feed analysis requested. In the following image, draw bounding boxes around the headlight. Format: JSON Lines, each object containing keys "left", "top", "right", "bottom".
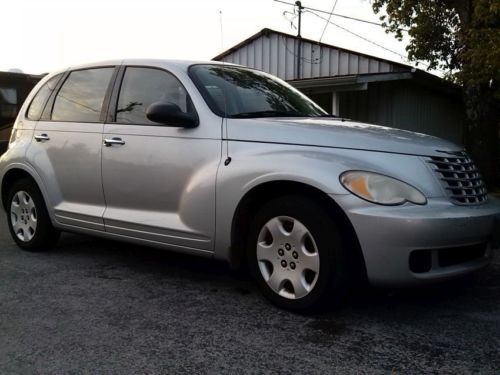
{"left": 340, "top": 171, "right": 427, "bottom": 205}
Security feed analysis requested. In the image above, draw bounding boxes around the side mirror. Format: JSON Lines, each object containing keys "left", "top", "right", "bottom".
{"left": 146, "top": 102, "right": 198, "bottom": 128}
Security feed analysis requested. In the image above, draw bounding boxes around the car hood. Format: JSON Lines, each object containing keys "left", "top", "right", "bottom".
{"left": 227, "top": 117, "right": 462, "bottom": 157}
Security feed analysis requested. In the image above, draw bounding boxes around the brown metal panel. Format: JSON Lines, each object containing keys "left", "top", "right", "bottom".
{"left": 348, "top": 53, "right": 359, "bottom": 75}
{"left": 269, "top": 34, "right": 279, "bottom": 76}
{"left": 339, "top": 51, "right": 349, "bottom": 75}
{"left": 311, "top": 44, "right": 321, "bottom": 78}
{"left": 254, "top": 38, "right": 263, "bottom": 71}
{"left": 379, "top": 61, "right": 391, "bottom": 73}
{"left": 241, "top": 47, "right": 248, "bottom": 67}
{"left": 302, "top": 42, "right": 312, "bottom": 79}
{"left": 330, "top": 49, "right": 339, "bottom": 76}
{"left": 277, "top": 35, "right": 287, "bottom": 79}
{"left": 247, "top": 41, "right": 256, "bottom": 69}
{"left": 262, "top": 35, "right": 271, "bottom": 73}
{"left": 359, "top": 56, "right": 369, "bottom": 74}
{"left": 320, "top": 46, "right": 330, "bottom": 77}
{"left": 285, "top": 37, "right": 296, "bottom": 80}
{"left": 368, "top": 59, "right": 380, "bottom": 73}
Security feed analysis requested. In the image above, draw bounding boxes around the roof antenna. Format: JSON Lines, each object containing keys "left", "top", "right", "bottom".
{"left": 219, "top": 10, "right": 224, "bottom": 53}
{"left": 219, "top": 10, "right": 231, "bottom": 166}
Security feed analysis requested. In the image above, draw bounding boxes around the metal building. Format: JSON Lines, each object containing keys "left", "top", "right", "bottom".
{"left": 0, "top": 71, "right": 42, "bottom": 153}
{"left": 213, "top": 28, "right": 464, "bottom": 143}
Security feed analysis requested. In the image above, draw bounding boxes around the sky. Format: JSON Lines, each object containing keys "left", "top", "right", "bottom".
{"left": 1, "top": 0, "right": 418, "bottom": 75}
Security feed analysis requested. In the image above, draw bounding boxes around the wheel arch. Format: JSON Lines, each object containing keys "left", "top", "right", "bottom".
{"left": 1, "top": 166, "right": 44, "bottom": 212}
{"left": 230, "top": 180, "right": 367, "bottom": 284}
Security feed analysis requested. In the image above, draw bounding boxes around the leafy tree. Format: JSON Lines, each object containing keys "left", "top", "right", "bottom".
{"left": 372, "top": 0, "right": 500, "bottom": 188}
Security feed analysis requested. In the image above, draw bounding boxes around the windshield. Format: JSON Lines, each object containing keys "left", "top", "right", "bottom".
{"left": 189, "top": 64, "right": 328, "bottom": 118}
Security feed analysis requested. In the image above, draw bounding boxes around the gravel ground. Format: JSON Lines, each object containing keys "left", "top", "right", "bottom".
{"left": 0, "top": 213, "right": 499, "bottom": 374}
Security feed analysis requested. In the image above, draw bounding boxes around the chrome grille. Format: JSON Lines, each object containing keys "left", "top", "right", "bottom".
{"left": 427, "top": 151, "right": 488, "bottom": 205}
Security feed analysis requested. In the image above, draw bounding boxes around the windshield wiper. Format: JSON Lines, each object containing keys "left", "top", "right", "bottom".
{"left": 230, "top": 110, "right": 308, "bottom": 118}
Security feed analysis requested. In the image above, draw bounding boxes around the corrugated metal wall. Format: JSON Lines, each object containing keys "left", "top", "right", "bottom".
{"left": 339, "top": 81, "right": 464, "bottom": 143}
{"left": 217, "top": 30, "right": 464, "bottom": 144}
{"left": 220, "top": 32, "right": 406, "bottom": 80}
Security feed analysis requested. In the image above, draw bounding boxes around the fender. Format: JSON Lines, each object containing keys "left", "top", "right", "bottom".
{"left": 214, "top": 141, "right": 352, "bottom": 261}
{"left": 0, "top": 161, "right": 53, "bottom": 220}
{"left": 213, "top": 139, "right": 443, "bottom": 261}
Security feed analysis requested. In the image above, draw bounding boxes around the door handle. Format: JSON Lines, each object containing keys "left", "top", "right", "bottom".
{"left": 34, "top": 134, "right": 50, "bottom": 142}
{"left": 103, "top": 137, "right": 125, "bottom": 147}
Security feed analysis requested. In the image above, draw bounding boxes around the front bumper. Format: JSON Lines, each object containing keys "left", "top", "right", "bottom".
{"left": 333, "top": 194, "right": 500, "bottom": 286}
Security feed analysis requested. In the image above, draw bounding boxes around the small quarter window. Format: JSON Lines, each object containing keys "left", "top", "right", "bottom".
{"left": 52, "top": 68, "right": 114, "bottom": 122}
{"left": 116, "top": 67, "right": 195, "bottom": 125}
{"left": 26, "top": 74, "right": 62, "bottom": 120}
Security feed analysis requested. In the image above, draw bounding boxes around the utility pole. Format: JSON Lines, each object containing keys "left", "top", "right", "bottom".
{"left": 295, "top": 0, "right": 303, "bottom": 80}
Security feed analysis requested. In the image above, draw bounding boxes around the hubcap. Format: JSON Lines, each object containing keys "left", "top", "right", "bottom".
{"left": 256, "top": 216, "right": 320, "bottom": 300}
{"left": 10, "top": 191, "right": 37, "bottom": 242}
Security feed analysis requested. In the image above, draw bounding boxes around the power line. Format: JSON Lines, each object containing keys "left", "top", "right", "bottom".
{"left": 273, "top": 0, "right": 408, "bottom": 31}
{"left": 279, "top": 34, "right": 320, "bottom": 64}
{"left": 306, "top": 10, "right": 441, "bottom": 72}
{"left": 273, "top": 0, "right": 446, "bottom": 75}
{"left": 307, "top": 10, "right": 408, "bottom": 61}
{"left": 319, "top": 0, "right": 339, "bottom": 43}
{"left": 281, "top": 7, "right": 397, "bottom": 67}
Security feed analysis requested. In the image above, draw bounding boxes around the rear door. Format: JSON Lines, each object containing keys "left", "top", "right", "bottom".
{"left": 101, "top": 65, "right": 221, "bottom": 252}
{"left": 26, "top": 66, "right": 117, "bottom": 231}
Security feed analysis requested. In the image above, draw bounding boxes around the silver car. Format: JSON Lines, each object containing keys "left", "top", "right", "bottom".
{"left": 1, "top": 59, "right": 499, "bottom": 311}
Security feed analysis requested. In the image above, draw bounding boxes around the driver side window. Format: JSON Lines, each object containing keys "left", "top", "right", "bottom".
{"left": 116, "top": 67, "right": 194, "bottom": 125}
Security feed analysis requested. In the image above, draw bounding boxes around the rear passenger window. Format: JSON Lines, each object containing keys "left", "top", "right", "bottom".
{"left": 52, "top": 68, "right": 114, "bottom": 122}
{"left": 26, "top": 74, "right": 62, "bottom": 120}
{"left": 116, "top": 67, "right": 194, "bottom": 125}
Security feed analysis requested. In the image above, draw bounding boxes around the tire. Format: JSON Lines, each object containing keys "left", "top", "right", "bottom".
{"left": 246, "top": 195, "right": 349, "bottom": 311}
{"left": 6, "top": 178, "right": 60, "bottom": 251}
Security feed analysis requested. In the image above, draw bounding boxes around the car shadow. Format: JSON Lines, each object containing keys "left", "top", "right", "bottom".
{"left": 46, "top": 231, "right": 500, "bottom": 316}
{"left": 52, "top": 231, "right": 256, "bottom": 290}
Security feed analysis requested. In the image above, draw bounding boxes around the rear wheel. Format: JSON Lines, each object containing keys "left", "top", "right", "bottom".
{"left": 246, "top": 195, "right": 349, "bottom": 311}
{"left": 7, "top": 178, "right": 60, "bottom": 251}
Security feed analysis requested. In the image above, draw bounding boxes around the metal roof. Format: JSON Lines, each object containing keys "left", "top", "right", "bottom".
{"left": 289, "top": 70, "right": 460, "bottom": 95}
{"left": 212, "top": 28, "right": 412, "bottom": 81}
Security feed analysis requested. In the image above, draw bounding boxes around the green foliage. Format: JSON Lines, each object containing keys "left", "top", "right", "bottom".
{"left": 460, "top": 1, "right": 500, "bottom": 93}
{"left": 372, "top": 0, "right": 500, "bottom": 186}
{"left": 372, "top": 0, "right": 500, "bottom": 96}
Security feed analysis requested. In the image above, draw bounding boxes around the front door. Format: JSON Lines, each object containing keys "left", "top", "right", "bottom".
{"left": 101, "top": 66, "right": 221, "bottom": 252}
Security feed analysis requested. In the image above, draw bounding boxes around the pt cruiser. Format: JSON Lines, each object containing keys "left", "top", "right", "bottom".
{"left": 1, "top": 59, "right": 499, "bottom": 310}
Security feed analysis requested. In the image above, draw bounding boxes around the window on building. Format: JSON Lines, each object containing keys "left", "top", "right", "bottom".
{"left": 52, "top": 68, "right": 114, "bottom": 122}
{"left": 116, "top": 67, "right": 194, "bottom": 125}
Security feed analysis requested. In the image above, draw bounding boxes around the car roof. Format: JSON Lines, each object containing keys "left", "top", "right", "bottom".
{"left": 42, "top": 59, "right": 244, "bottom": 82}
{"left": 67, "top": 59, "right": 239, "bottom": 71}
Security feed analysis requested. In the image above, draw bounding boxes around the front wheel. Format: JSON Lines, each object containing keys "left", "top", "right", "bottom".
{"left": 7, "top": 178, "right": 60, "bottom": 251}
{"left": 246, "top": 195, "right": 349, "bottom": 311}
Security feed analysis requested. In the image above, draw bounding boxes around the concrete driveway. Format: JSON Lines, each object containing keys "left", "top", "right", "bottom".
{"left": 0, "top": 213, "right": 499, "bottom": 374}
